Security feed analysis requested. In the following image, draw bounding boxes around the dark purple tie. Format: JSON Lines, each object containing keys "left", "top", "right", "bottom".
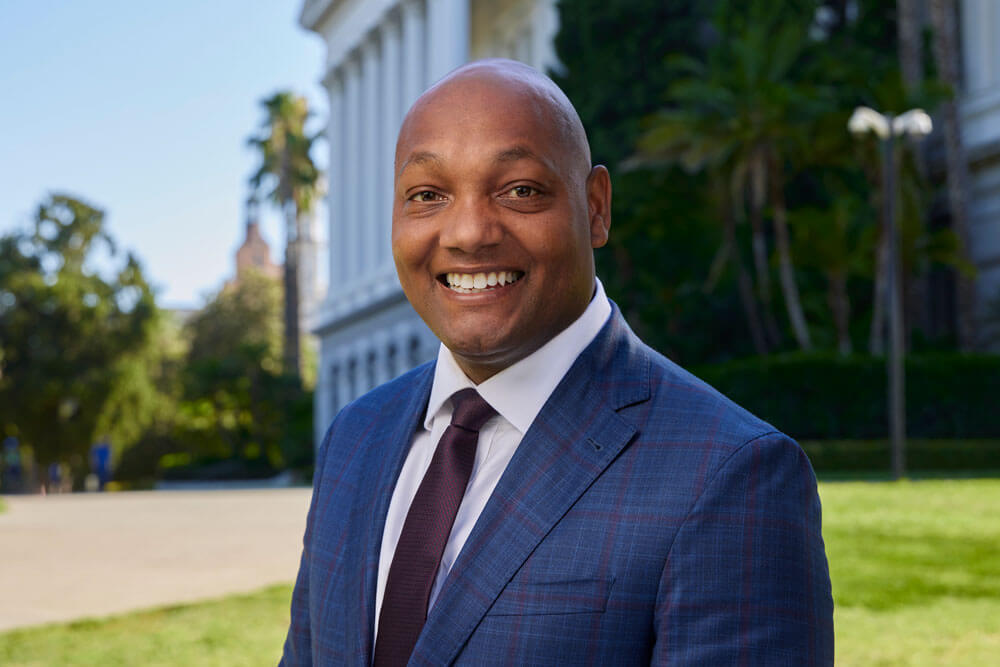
{"left": 373, "top": 389, "right": 496, "bottom": 667}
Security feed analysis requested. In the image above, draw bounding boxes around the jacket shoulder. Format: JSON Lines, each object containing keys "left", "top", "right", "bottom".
{"left": 633, "top": 338, "right": 786, "bottom": 451}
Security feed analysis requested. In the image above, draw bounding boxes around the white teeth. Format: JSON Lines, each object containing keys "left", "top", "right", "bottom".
{"left": 444, "top": 270, "right": 522, "bottom": 292}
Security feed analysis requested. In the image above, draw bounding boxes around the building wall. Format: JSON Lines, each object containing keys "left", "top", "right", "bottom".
{"left": 961, "top": 0, "right": 1000, "bottom": 346}
{"left": 300, "top": 0, "right": 559, "bottom": 446}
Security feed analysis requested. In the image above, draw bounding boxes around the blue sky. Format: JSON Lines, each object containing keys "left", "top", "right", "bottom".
{"left": 0, "top": 1, "right": 327, "bottom": 308}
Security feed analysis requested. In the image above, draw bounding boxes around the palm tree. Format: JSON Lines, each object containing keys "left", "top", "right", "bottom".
{"left": 247, "top": 92, "right": 321, "bottom": 379}
{"left": 634, "top": 1, "right": 820, "bottom": 351}
{"left": 629, "top": 104, "right": 771, "bottom": 355}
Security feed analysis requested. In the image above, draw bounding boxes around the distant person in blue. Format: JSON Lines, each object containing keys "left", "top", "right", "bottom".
{"left": 47, "top": 461, "right": 64, "bottom": 494}
{"left": 2, "top": 436, "right": 22, "bottom": 493}
{"left": 282, "top": 59, "right": 833, "bottom": 665}
{"left": 90, "top": 440, "right": 111, "bottom": 492}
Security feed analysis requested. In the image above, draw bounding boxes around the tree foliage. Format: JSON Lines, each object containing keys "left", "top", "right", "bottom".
{"left": 554, "top": 0, "right": 968, "bottom": 363}
{"left": 551, "top": 0, "right": 734, "bottom": 363}
{"left": 635, "top": 1, "right": 832, "bottom": 353}
{"left": 175, "top": 271, "right": 312, "bottom": 472}
{"left": 0, "top": 194, "right": 158, "bottom": 476}
{"left": 247, "top": 91, "right": 321, "bottom": 380}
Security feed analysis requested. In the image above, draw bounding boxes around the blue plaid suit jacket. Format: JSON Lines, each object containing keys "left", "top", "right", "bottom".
{"left": 282, "top": 307, "right": 834, "bottom": 665}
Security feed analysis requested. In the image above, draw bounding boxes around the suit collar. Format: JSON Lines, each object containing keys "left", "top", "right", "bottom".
{"left": 411, "top": 305, "right": 651, "bottom": 663}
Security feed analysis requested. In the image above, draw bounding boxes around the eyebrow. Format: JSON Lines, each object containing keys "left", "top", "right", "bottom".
{"left": 397, "top": 151, "right": 442, "bottom": 178}
{"left": 494, "top": 146, "right": 539, "bottom": 163}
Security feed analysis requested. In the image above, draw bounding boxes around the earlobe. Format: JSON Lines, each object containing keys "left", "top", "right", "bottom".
{"left": 590, "top": 213, "right": 609, "bottom": 248}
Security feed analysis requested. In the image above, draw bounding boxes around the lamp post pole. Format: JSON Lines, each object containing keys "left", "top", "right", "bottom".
{"left": 850, "top": 107, "right": 931, "bottom": 481}
{"left": 881, "top": 121, "right": 906, "bottom": 480}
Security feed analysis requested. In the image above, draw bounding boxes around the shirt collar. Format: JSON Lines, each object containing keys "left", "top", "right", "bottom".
{"left": 424, "top": 278, "right": 612, "bottom": 434}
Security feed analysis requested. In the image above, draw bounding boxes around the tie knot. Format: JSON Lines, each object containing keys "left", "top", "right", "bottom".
{"left": 449, "top": 389, "right": 496, "bottom": 432}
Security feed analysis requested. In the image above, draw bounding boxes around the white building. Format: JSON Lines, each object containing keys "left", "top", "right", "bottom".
{"left": 961, "top": 0, "right": 1000, "bottom": 346}
{"left": 299, "top": 0, "right": 560, "bottom": 445}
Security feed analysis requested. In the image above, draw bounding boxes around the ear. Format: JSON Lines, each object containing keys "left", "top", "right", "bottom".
{"left": 586, "top": 165, "right": 612, "bottom": 248}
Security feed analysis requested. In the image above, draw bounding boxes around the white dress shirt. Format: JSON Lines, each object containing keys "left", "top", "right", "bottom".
{"left": 373, "top": 278, "right": 612, "bottom": 638}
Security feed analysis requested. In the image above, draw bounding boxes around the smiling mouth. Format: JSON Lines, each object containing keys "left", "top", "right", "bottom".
{"left": 439, "top": 270, "right": 524, "bottom": 294}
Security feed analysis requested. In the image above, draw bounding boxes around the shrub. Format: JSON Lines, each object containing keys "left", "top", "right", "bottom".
{"left": 799, "top": 439, "right": 1000, "bottom": 472}
{"left": 694, "top": 352, "right": 1000, "bottom": 439}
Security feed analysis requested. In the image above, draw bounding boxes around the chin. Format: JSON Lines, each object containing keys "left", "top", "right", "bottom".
{"left": 443, "top": 334, "right": 506, "bottom": 361}
{"left": 441, "top": 330, "right": 511, "bottom": 360}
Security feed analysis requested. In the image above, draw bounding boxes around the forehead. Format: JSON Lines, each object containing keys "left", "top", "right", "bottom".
{"left": 395, "top": 75, "right": 573, "bottom": 172}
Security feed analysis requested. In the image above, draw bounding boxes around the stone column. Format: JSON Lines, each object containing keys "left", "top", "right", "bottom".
{"left": 380, "top": 12, "right": 402, "bottom": 273}
{"left": 395, "top": 325, "right": 412, "bottom": 377}
{"left": 401, "top": 0, "right": 427, "bottom": 110}
{"left": 336, "top": 352, "right": 351, "bottom": 413}
{"left": 385, "top": 340, "right": 397, "bottom": 382}
{"left": 313, "top": 365, "right": 326, "bottom": 446}
{"left": 343, "top": 56, "right": 362, "bottom": 287}
{"left": 362, "top": 36, "right": 382, "bottom": 286}
{"left": 373, "top": 332, "right": 390, "bottom": 386}
{"left": 426, "top": 0, "right": 469, "bottom": 84}
{"left": 346, "top": 354, "right": 359, "bottom": 403}
{"left": 531, "top": 0, "right": 559, "bottom": 71}
{"left": 326, "top": 70, "right": 346, "bottom": 286}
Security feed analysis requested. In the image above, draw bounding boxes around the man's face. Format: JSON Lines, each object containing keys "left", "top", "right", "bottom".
{"left": 392, "top": 71, "right": 610, "bottom": 383}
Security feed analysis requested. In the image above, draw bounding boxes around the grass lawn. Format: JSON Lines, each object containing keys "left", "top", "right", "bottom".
{"left": 1, "top": 480, "right": 997, "bottom": 665}
{"left": 821, "top": 479, "right": 1000, "bottom": 665}
{"left": 0, "top": 585, "right": 293, "bottom": 667}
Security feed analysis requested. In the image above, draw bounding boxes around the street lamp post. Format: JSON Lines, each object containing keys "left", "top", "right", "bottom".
{"left": 848, "top": 106, "right": 932, "bottom": 480}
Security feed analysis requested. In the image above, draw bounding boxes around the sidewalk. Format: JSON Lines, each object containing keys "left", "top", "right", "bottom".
{"left": 0, "top": 488, "right": 312, "bottom": 632}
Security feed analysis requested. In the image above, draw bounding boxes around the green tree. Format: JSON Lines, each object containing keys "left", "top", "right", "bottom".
{"left": 178, "top": 270, "right": 311, "bottom": 471}
{"left": 97, "top": 307, "right": 187, "bottom": 486}
{"left": 247, "top": 92, "right": 321, "bottom": 380}
{"left": 96, "top": 305, "right": 186, "bottom": 458}
{"left": 635, "top": 1, "right": 826, "bottom": 352}
{"left": 556, "top": 0, "right": 969, "bottom": 361}
{"left": 0, "top": 194, "right": 158, "bottom": 481}
{"left": 551, "top": 0, "right": 742, "bottom": 363}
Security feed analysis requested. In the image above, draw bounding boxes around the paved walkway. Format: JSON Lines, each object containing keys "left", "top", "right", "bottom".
{"left": 0, "top": 488, "right": 312, "bottom": 632}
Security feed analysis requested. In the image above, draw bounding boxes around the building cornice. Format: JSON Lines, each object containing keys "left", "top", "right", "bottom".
{"left": 299, "top": 0, "right": 344, "bottom": 32}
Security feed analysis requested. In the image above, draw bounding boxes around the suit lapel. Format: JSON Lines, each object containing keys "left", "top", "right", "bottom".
{"left": 413, "top": 309, "right": 650, "bottom": 664}
{"left": 351, "top": 363, "right": 435, "bottom": 664}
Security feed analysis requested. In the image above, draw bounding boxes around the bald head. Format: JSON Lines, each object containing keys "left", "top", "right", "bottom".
{"left": 396, "top": 59, "right": 592, "bottom": 182}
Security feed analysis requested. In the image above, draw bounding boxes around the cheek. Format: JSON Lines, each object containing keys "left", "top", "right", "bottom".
{"left": 392, "top": 216, "right": 436, "bottom": 256}
{"left": 391, "top": 226, "right": 421, "bottom": 265}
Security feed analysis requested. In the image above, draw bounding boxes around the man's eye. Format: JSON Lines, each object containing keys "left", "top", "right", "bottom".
{"left": 410, "top": 191, "right": 443, "bottom": 202}
{"left": 507, "top": 185, "right": 538, "bottom": 198}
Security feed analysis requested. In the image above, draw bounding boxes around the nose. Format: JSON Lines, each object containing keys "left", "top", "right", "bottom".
{"left": 439, "top": 196, "right": 503, "bottom": 253}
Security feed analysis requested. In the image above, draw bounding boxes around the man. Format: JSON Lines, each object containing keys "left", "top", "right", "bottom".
{"left": 282, "top": 59, "right": 833, "bottom": 665}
